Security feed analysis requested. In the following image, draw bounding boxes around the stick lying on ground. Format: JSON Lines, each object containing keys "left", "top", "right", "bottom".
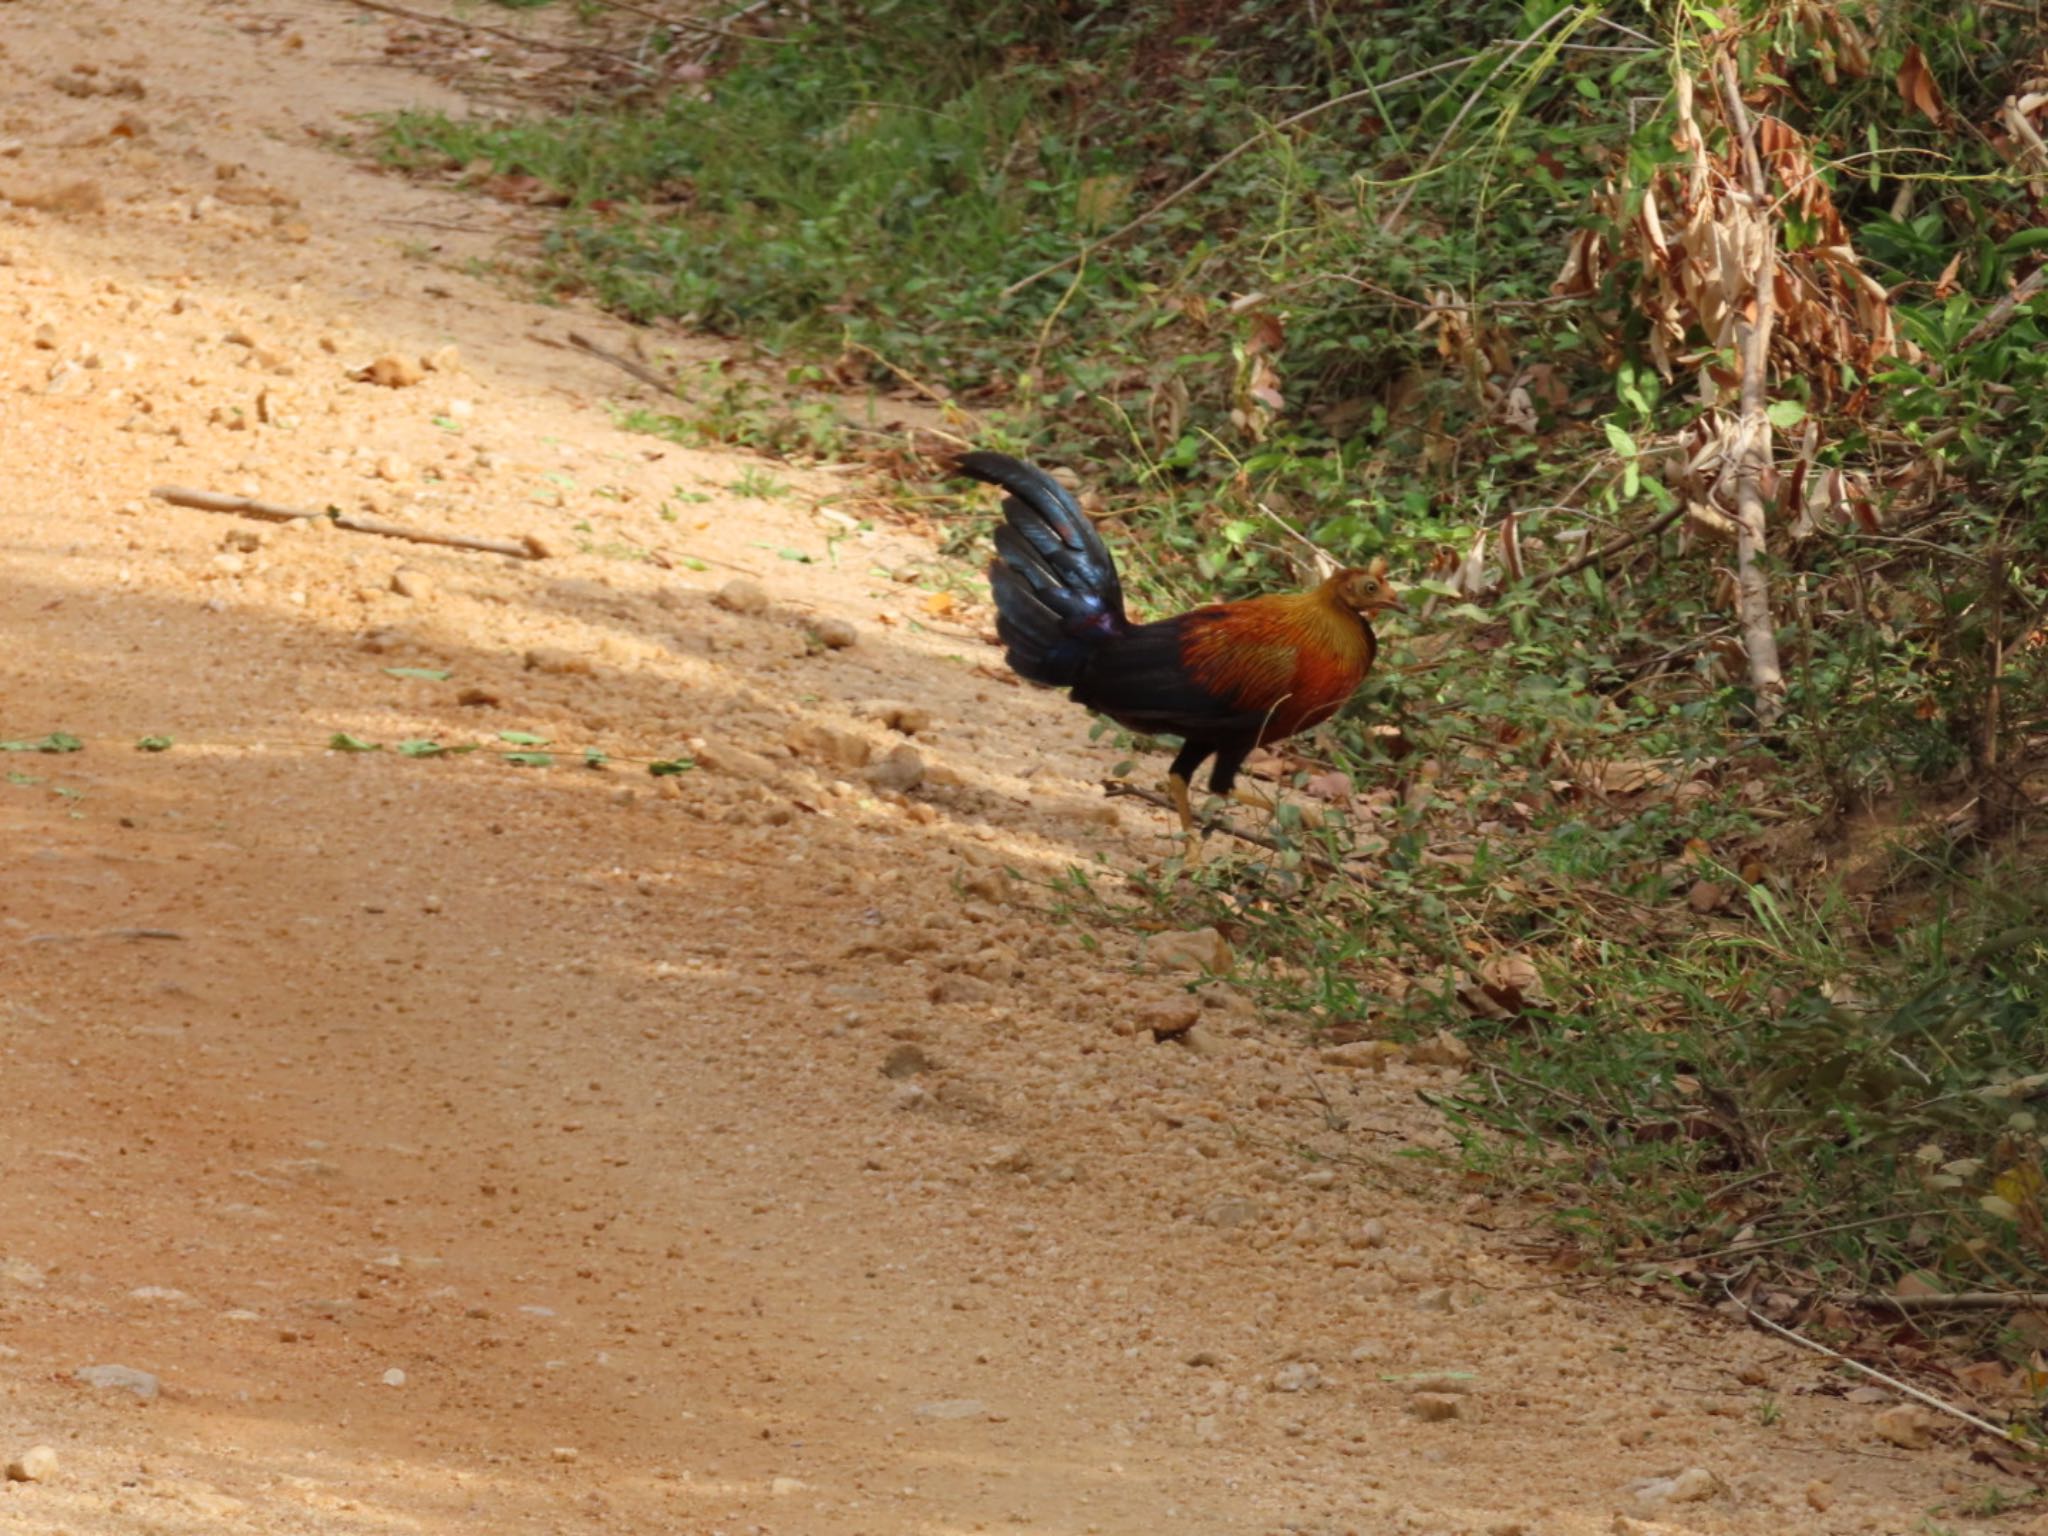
{"left": 151, "top": 487, "right": 545, "bottom": 559}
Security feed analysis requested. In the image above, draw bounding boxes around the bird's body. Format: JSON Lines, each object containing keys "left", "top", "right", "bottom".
{"left": 960, "top": 450, "right": 1399, "bottom": 856}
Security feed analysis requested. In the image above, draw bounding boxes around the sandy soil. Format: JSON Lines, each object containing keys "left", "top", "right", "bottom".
{"left": 0, "top": 4, "right": 2036, "bottom": 1533}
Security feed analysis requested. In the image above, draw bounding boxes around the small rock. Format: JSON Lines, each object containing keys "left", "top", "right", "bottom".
{"left": 1184, "top": 1350, "right": 1221, "bottom": 1368}
{"left": 75, "top": 1363, "right": 159, "bottom": 1400}
{"left": 694, "top": 740, "right": 777, "bottom": 779}
{"left": 856, "top": 700, "right": 932, "bottom": 734}
{"left": 424, "top": 345, "right": 462, "bottom": 374}
{"left": 865, "top": 744, "right": 925, "bottom": 794}
{"left": 1353, "top": 1219, "right": 1388, "bottom": 1248}
{"left": 390, "top": 567, "right": 433, "bottom": 600}
{"left": 1413, "top": 1286, "right": 1455, "bottom": 1313}
{"left": 359, "top": 353, "right": 425, "bottom": 388}
{"left": 1872, "top": 1403, "right": 1931, "bottom": 1449}
{"left": 1144, "top": 927, "right": 1234, "bottom": 974}
{"left": 787, "top": 721, "right": 872, "bottom": 769}
{"left": 713, "top": 578, "right": 768, "bottom": 615}
{"left": 982, "top": 1144, "right": 1031, "bottom": 1175}
{"left": 520, "top": 532, "right": 561, "bottom": 559}
{"left": 373, "top": 453, "right": 408, "bottom": 483}
{"left": 382, "top": 1367, "right": 407, "bottom": 1386}
{"left": 550, "top": 1446, "right": 579, "bottom": 1464}
{"left": 1269, "top": 1362, "right": 1320, "bottom": 1394}
{"left": 1203, "top": 1197, "right": 1261, "bottom": 1229}
{"left": 913, "top": 1399, "right": 985, "bottom": 1420}
{"left": 1408, "top": 1391, "right": 1462, "bottom": 1421}
{"left": 1140, "top": 998, "right": 1200, "bottom": 1040}
{"left": 880, "top": 1044, "right": 932, "bottom": 1080}
{"left": 769, "top": 1476, "right": 806, "bottom": 1496}
{"left": 809, "top": 616, "right": 858, "bottom": 649}
{"left": 1406, "top": 1029, "right": 1473, "bottom": 1069}
{"left": 1804, "top": 1481, "right": 1833, "bottom": 1512}
{"left": 5, "top": 1446, "right": 58, "bottom": 1483}
{"left": 128, "top": 1286, "right": 190, "bottom": 1304}
{"left": 1632, "top": 1467, "right": 1721, "bottom": 1508}
{"left": 212, "top": 552, "right": 247, "bottom": 576}
{"left": 1320, "top": 1040, "right": 1401, "bottom": 1072}
{"left": 523, "top": 647, "right": 593, "bottom": 676}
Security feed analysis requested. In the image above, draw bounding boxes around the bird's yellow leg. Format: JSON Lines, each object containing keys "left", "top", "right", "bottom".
{"left": 1230, "top": 785, "right": 1276, "bottom": 815}
{"left": 1168, "top": 772, "right": 1205, "bottom": 866}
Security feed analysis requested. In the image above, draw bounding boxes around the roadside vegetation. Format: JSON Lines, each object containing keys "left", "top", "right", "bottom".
{"left": 378, "top": 0, "right": 2048, "bottom": 1387}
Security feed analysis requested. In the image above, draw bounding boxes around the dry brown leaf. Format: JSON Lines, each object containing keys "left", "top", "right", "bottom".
{"left": 1895, "top": 45, "right": 1946, "bottom": 126}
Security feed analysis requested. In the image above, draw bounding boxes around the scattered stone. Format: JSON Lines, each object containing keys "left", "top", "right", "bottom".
{"left": 1144, "top": 926, "right": 1234, "bottom": 974}
{"left": 1269, "top": 1362, "right": 1320, "bottom": 1393}
{"left": 390, "top": 567, "right": 433, "bottom": 600}
{"left": 5, "top": 1446, "right": 58, "bottom": 1483}
{"left": 520, "top": 532, "right": 561, "bottom": 559}
{"left": 981, "top": 1144, "right": 1031, "bottom": 1175}
{"left": 1406, "top": 1029, "right": 1473, "bottom": 1069}
{"left": 382, "top": 1368, "right": 407, "bottom": 1387}
{"left": 1203, "top": 1197, "right": 1261, "bottom": 1229}
{"left": 128, "top": 1286, "right": 190, "bottom": 1304}
{"left": 373, "top": 453, "right": 408, "bottom": 483}
{"left": 881, "top": 1044, "right": 932, "bottom": 1080}
{"left": 693, "top": 740, "right": 776, "bottom": 779}
{"left": 357, "top": 353, "right": 425, "bottom": 388}
{"left": 865, "top": 744, "right": 925, "bottom": 793}
{"left": 769, "top": 1476, "right": 806, "bottom": 1496}
{"left": 1632, "top": 1467, "right": 1721, "bottom": 1509}
{"left": 1804, "top": 1481, "right": 1833, "bottom": 1512}
{"left": 1353, "top": 1219, "right": 1389, "bottom": 1248}
{"left": 1320, "top": 1039, "right": 1401, "bottom": 1072}
{"left": 856, "top": 700, "right": 932, "bottom": 734}
{"left": 913, "top": 1399, "right": 985, "bottom": 1420}
{"left": 523, "top": 647, "right": 593, "bottom": 676}
{"left": 75, "top": 1363, "right": 159, "bottom": 1400}
{"left": 809, "top": 616, "right": 858, "bottom": 649}
{"left": 713, "top": 578, "right": 768, "bottom": 615}
{"left": 786, "top": 721, "right": 871, "bottom": 769}
{"left": 1140, "top": 998, "right": 1201, "bottom": 1040}
{"left": 1872, "top": 1403, "right": 1931, "bottom": 1449}
{"left": 424, "top": 345, "right": 462, "bottom": 374}
{"left": 550, "top": 1446, "right": 579, "bottom": 1464}
{"left": 1413, "top": 1286, "right": 1455, "bottom": 1313}
{"left": 1408, "top": 1391, "right": 1463, "bottom": 1421}
{"left": 1184, "top": 1350, "right": 1222, "bottom": 1368}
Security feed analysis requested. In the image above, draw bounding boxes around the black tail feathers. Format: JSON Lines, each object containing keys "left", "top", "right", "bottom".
{"left": 959, "top": 452, "right": 1127, "bottom": 688}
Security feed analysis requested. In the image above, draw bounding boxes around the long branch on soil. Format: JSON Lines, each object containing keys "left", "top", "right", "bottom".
{"left": 1719, "top": 1280, "right": 2030, "bottom": 1448}
{"left": 152, "top": 487, "right": 542, "bottom": 559}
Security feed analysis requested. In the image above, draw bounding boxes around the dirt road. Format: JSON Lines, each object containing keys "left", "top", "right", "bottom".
{"left": 0, "top": 4, "right": 2025, "bottom": 1532}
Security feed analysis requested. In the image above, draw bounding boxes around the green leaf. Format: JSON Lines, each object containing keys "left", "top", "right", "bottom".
{"left": 583, "top": 748, "right": 609, "bottom": 768}
{"left": 1996, "top": 227, "right": 2048, "bottom": 257}
{"left": 496, "top": 730, "right": 551, "bottom": 746}
{"left": 0, "top": 732, "right": 83, "bottom": 754}
{"left": 328, "top": 733, "right": 380, "bottom": 753}
{"left": 1601, "top": 421, "right": 1637, "bottom": 459}
{"left": 1765, "top": 399, "right": 1807, "bottom": 430}
{"left": 135, "top": 735, "right": 175, "bottom": 752}
{"left": 384, "top": 666, "right": 452, "bottom": 681}
{"left": 397, "top": 738, "right": 449, "bottom": 757}
{"left": 503, "top": 751, "right": 553, "bottom": 767}
{"left": 648, "top": 757, "right": 695, "bottom": 777}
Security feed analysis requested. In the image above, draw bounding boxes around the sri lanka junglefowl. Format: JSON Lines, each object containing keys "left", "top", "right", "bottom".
{"left": 958, "top": 450, "right": 1401, "bottom": 860}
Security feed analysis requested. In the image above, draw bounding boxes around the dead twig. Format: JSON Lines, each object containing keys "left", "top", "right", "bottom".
{"left": 152, "top": 487, "right": 543, "bottom": 560}
{"left": 1101, "top": 780, "right": 1352, "bottom": 876}
{"left": 1852, "top": 1290, "right": 2048, "bottom": 1314}
{"left": 1528, "top": 501, "right": 1686, "bottom": 591}
{"left": 340, "top": 0, "right": 656, "bottom": 73}
{"left": 1958, "top": 264, "right": 2048, "bottom": 350}
{"left": 1719, "top": 1279, "right": 2033, "bottom": 1450}
{"left": 567, "top": 330, "right": 676, "bottom": 394}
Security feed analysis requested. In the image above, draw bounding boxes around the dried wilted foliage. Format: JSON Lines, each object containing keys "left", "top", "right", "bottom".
{"left": 1557, "top": 73, "right": 1911, "bottom": 409}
